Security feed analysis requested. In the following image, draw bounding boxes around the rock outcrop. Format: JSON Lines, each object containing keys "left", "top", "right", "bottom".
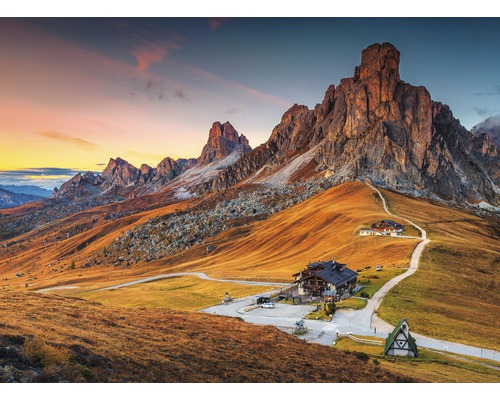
{"left": 197, "top": 121, "right": 252, "bottom": 165}
{"left": 101, "top": 157, "right": 141, "bottom": 189}
{"left": 52, "top": 171, "right": 104, "bottom": 200}
{"left": 153, "top": 157, "right": 196, "bottom": 185}
{"left": 211, "top": 42, "right": 499, "bottom": 206}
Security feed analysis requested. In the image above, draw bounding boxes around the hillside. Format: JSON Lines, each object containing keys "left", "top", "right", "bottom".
{"left": 1, "top": 181, "right": 498, "bottom": 354}
{"left": 0, "top": 290, "right": 416, "bottom": 383}
{"left": 0, "top": 182, "right": 417, "bottom": 289}
{"left": 377, "top": 188, "right": 500, "bottom": 351}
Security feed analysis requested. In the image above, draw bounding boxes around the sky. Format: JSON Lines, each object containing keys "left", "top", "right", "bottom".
{"left": 1, "top": 15, "right": 499, "bottom": 189}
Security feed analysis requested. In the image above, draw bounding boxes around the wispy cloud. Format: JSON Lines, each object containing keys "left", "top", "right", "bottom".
{"left": 174, "top": 88, "right": 189, "bottom": 101}
{"left": 475, "top": 85, "right": 500, "bottom": 96}
{"left": 39, "top": 131, "right": 99, "bottom": 151}
{"left": 129, "top": 79, "right": 190, "bottom": 103}
{"left": 208, "top": 18, "right": 231, "bottom": 32}
{"left": 132, "top": 44, "right": 168, "bottom": 72}
{"left": 226, "top": 108, "right": 239, "bottom": 114}
{"left": 473, "top": 107, "right": 491, "bottom": 117}
{"left": 186, "top": 66, "right": 292, "bottom": 108}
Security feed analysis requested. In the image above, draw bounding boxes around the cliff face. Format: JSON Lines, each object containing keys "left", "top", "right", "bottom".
{"left": 52, "top": 171, "right": 104, "bottom": 200}
{"left": 197, "top": 121, "right": 252, "bottom": 165}
{"left": 211, "top": 43, "right": 499, "bottom": 206}
{"left": 52, "top": 121, "right": 245, "bottom": 201}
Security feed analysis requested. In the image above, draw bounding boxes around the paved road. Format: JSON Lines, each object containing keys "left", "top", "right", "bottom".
{"left": 95, "top": 272, "right": 290, "bottom": 291}
{"left": 36, "top": 285, "right": 79, "bottom": 293}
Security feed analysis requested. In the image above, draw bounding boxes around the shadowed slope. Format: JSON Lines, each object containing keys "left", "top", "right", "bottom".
{"left": 0, "top": 290, "right": 416, "bottom": 383}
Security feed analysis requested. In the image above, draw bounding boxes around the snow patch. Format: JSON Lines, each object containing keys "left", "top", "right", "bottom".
{"left": 256, "top": 146, "right": 319, "bottom": 187}
{"left": 172, "top": 151, "right": 241, "bottom": 189}
{"left": 174, "top": 187, "right": 194, "bottom": 200}
{"left": 476, "top": 201, "right": 500, "bottom": 213}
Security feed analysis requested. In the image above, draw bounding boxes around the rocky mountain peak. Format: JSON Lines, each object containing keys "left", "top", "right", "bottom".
{"left": 100, "top": 157, "right": 140, "bottom": 189}
{"left": 51, "top": 171, "right": 103, "bottom": 200}
{"left": 198, "top": 121, "right": 252, "bottom": 165}
{"left": 355, "top": 42, "right": 400, "bottom": 82}
{"left": 471, "top": 114, "right": 500, "bottom": 147}
{"left": 208, "top": 121, "right": 239, "bottom": 142}
{"left": 209, "top": 42, "right": 499, "bottom": 206}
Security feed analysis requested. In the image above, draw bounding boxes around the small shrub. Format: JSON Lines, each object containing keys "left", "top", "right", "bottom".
{"left": 355, "top": 352, "right": 370, "bottom": 362}
{"left": 22, "top": 337, "right": 71, "bottom": 368}
{"left": 373, "top": 358, "right": 380, "bottom": 366}
{"left": 360, "top": 291, "right": 370, "bottom": 298}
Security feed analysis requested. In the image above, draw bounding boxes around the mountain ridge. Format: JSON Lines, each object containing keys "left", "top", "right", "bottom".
{"left": 0, "top": 188, "right": 42, "bottom": 209}
{"left": 209, "top": 42, "right": 499, "bottom": 206}
{"left": 0, "top": 185, "right": 51, "bottom": 198}
{"left": 50, "top": 43, "right": 499, "bottom": 208}
{"left": 51, "top": 121, "right": 250, "bottom": 201}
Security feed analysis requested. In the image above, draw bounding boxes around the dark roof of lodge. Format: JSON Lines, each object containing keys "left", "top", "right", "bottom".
{"left": 316, "top": 265, "right": 358, "bottom": 287}
{"left": 295, "top": 259, "right": 358, "bottom": 287}
{"left": 373, "top": 220, "right": 403, "bottom": 229}
{"left": 307, "top": 260, "right": 346, "bottom": 269}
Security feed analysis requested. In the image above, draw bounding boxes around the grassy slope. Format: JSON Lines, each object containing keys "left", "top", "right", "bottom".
{"left": 74, "top": 276, "right": 277, "bottom": 311}
{"left": 0, "top": 290, "right": 416, "bottom": 383}
{"left": 0, "top": 199, "right": 192, "bottom": 290}
{"left": 334, "top": 337, "right": 500, "bottom": 383}
{"left": 1, "top": 181, "right": 497, "bottom": 354}
{"left": 0, "top": 182, "right": 417, "bottom": 292}
{"left": 150, "top": 182, "right": 418, "bottom": 281}
{"left": 377, "top": 189, "right": 500, "bottom": 351}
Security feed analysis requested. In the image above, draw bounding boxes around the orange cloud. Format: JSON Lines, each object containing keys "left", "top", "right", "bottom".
{"left": 131, "top": 45, "right": 168, "bottom": 72}
{"left": 131, "top": 35, "right": 183, "bottom": 73}
{"left": 208, "top": 18, "right": 231, "bottom": 32}
{"left": 39, "top": 131, "right": 99, "bottom": 151}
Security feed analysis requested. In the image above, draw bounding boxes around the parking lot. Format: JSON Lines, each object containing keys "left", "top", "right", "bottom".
{"left": 246, "top": 302, "right": 316, "bottom": 320}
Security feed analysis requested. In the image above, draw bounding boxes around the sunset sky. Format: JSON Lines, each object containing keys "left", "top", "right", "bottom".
{"left": 1, "top": 17, "right": 499, "bottom": 189}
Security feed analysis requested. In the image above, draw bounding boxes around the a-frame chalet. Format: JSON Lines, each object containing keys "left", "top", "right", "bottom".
{"left": 384, "top": 318, "right": 418, "bottom": 357}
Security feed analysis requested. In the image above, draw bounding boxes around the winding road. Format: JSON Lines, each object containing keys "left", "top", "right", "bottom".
{"left": 203, "top": 183, "right": 499, "bottom": 363}
{"left": 36, "top": 183, "right": 499, "bottom": 363}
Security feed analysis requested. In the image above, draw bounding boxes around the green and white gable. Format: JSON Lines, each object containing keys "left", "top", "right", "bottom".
{"left": 384, "top": 318, "right": 418, "bottom": 357}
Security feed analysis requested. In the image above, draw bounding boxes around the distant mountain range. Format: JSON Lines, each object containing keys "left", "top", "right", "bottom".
{"left": 471, "top": 114, "right": 500, "bottom": 147}
{"left": 0, "top": 187, "right": 43, "bottom": 209}
{"left": 51, "top": 121, "right": 252, "bottom": 201}
{"left": 51, "top": 42, "right": 499, "bottom": 208}
{"left": 0, "top": 185, "right": 51, "bottom": 198}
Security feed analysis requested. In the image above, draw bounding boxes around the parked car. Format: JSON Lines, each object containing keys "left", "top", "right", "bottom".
{"left": 261, "top": 302, "right": 275, "bottom": 309}
{"left": 376, "top": 265, "right": 383, "bottom": 271}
